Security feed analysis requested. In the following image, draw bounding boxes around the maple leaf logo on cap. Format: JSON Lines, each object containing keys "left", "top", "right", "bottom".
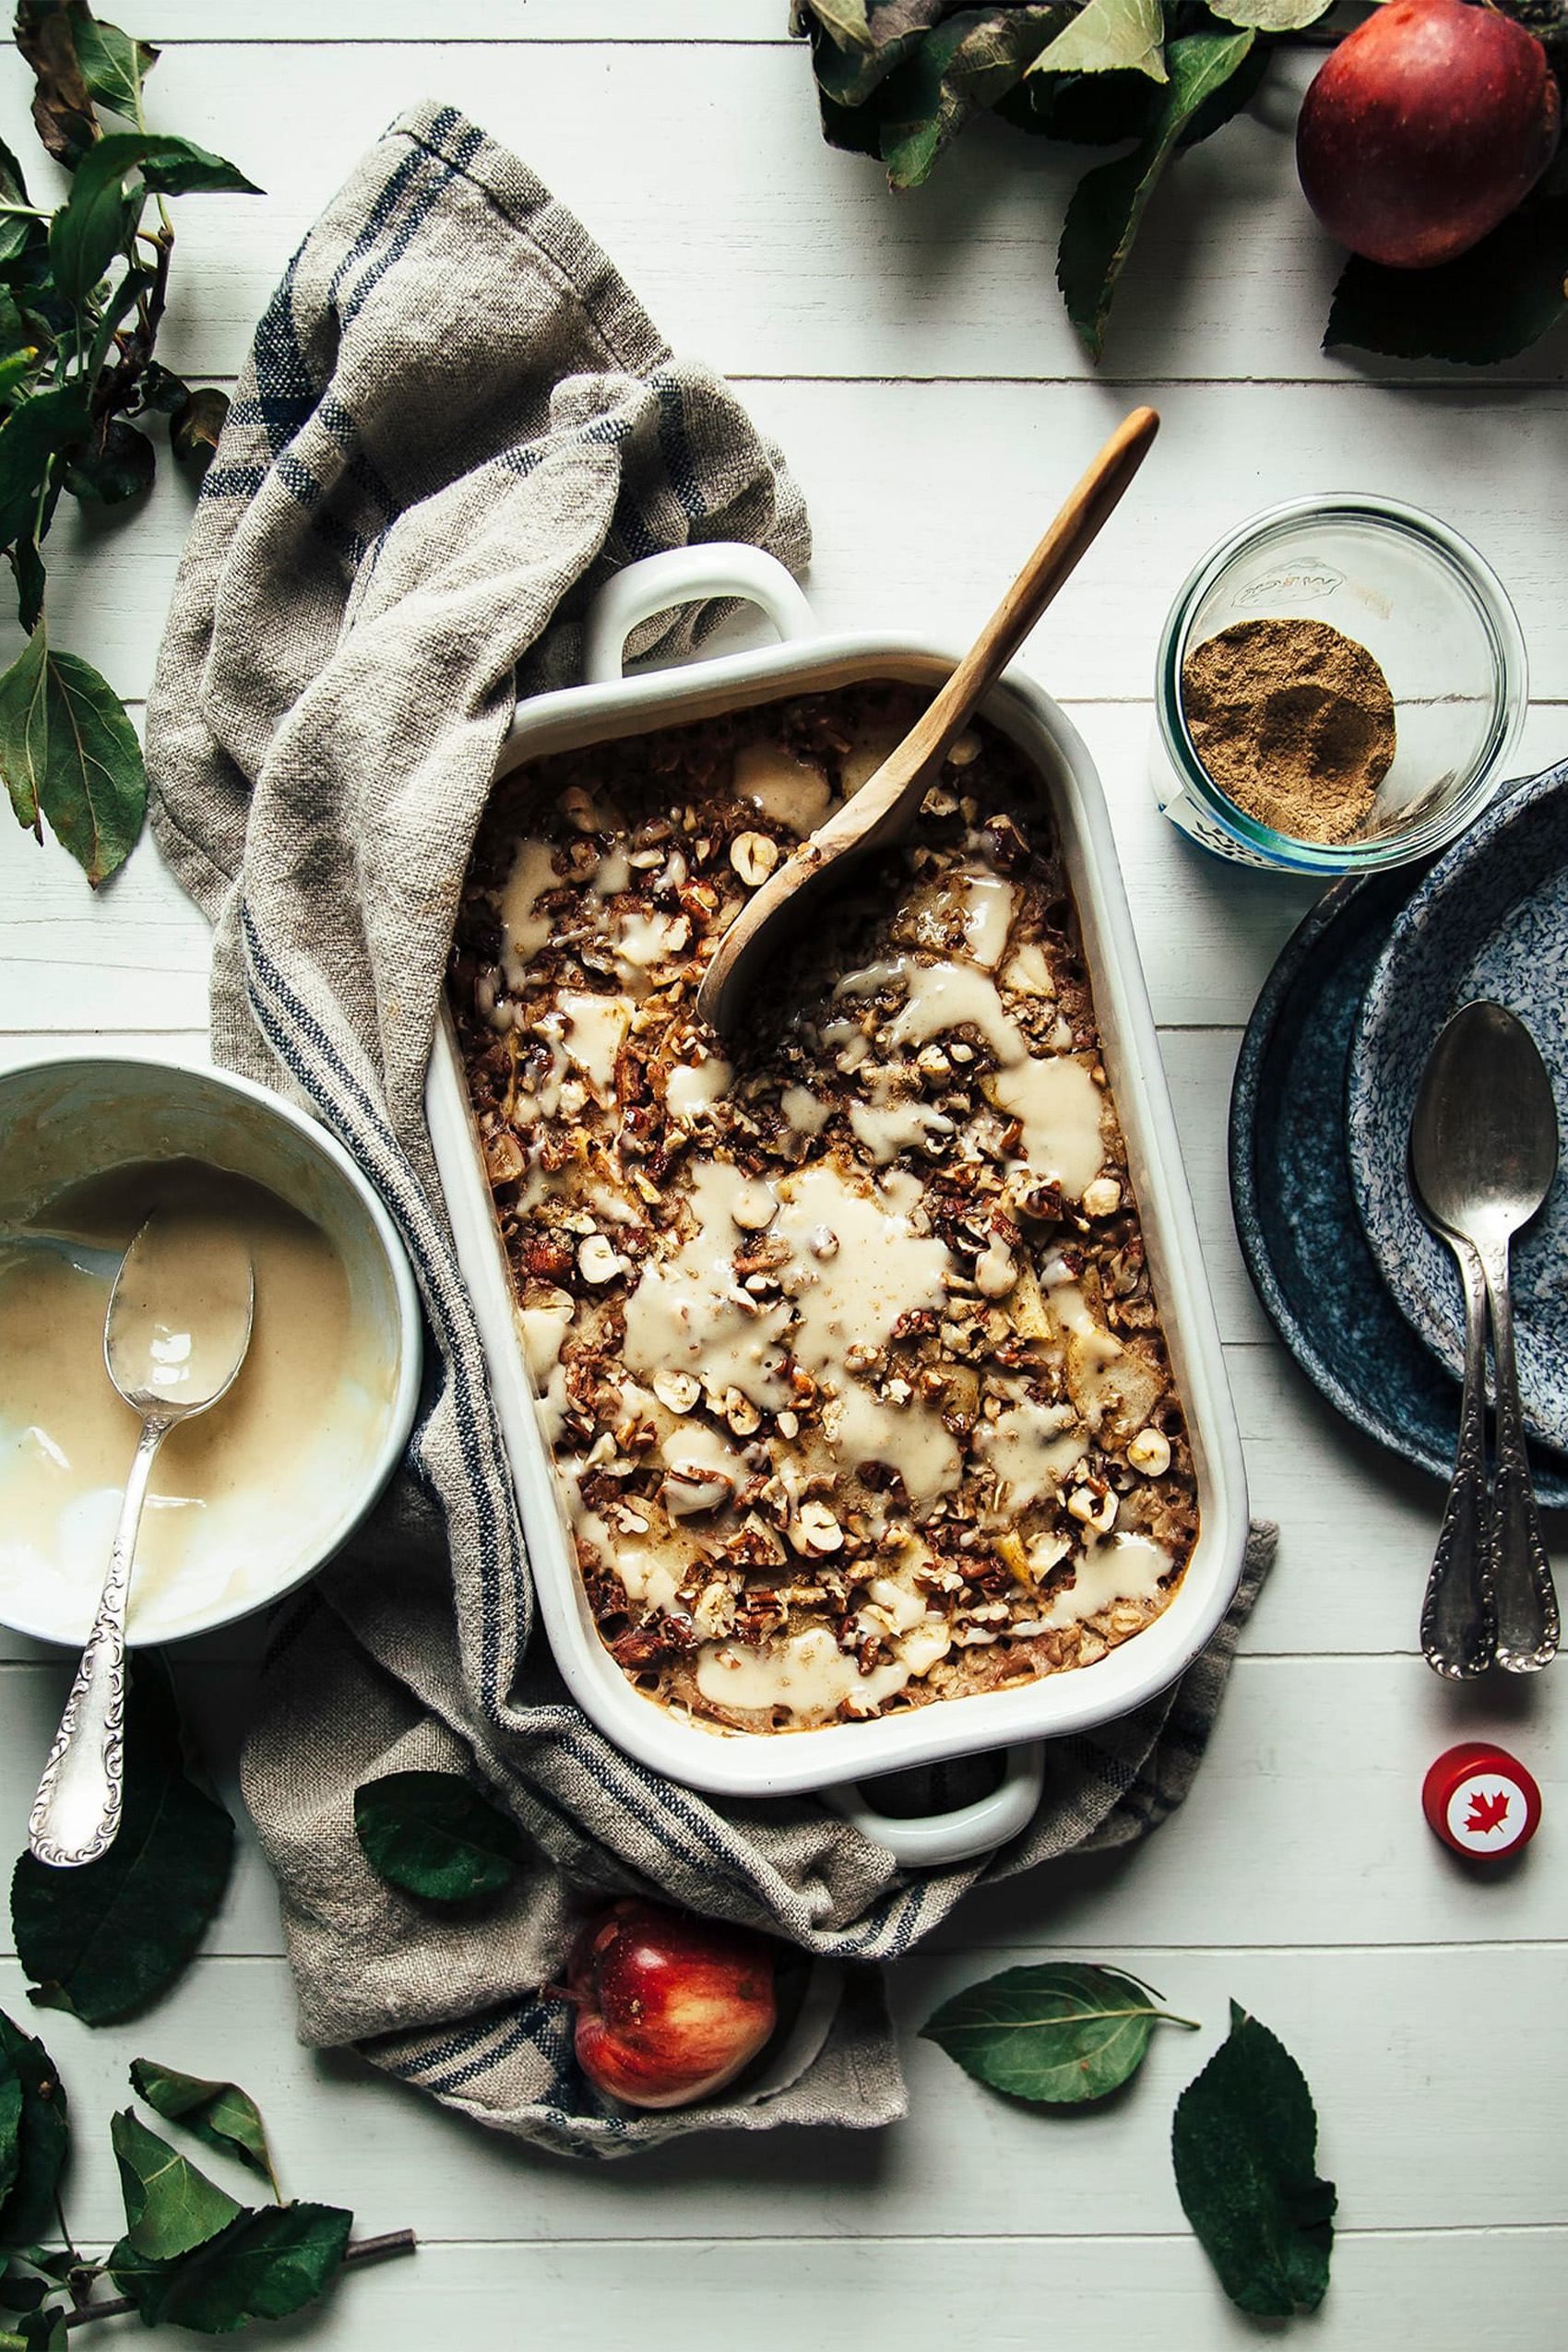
{"left": 1465, "top": 1787, "right": 1511, "bottom": 1837}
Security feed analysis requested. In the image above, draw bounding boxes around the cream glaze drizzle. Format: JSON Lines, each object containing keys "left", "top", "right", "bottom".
{"left": 498, "top": 837, "right": 560, "bottom": 985}
{"left": 696, "top": 1624, "right": 913, "bottom": 1716}
{"left": 1016, "top": 1532, "right": 1172, "bottom": 1634}
{"left": 622, "top": 1155, "right": 959, "bottom": 1506}
{"left": 956, "top": 872, "right": 1016, "bottom": 970}
{"left": 665, "top": 1054, "right": 733, "bottom": 1123}
{"left": 557, "top": 992, "right": 631, "bottom": 1099}
{"left": 732, "top": 742, "right": 832, "bottom": 835}
{"left": 976, "top": 1395, "right": 1087, "bottom": 1513}
{"left": 0, "top": 1162, "right": 385, "bottom": 1640}
{"left": 837, "top": 953, "right": 1109, "bottom": 1198}
{"left": 614, "top": 909, "right": 689, "bottom": 987}
{"left": 780, "top": 1084, "right": 830, "bottom": 1139}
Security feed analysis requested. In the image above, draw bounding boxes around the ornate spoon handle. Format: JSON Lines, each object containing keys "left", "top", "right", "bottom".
{"left": 28, "top": 1413, "right": 170, "bottom": 1868}
{"left": 1422, "top": 1234, "right": 1494, "bottom": 1679}
{"left": 1479, "top": 1239, "right": 1560, "bottom": 1673}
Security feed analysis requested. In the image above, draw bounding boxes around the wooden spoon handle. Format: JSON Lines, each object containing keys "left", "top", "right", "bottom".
{"left": 827, "top": 403, "right": 1160, "bottom": 845}
{"left": 696, "top": 407, "right": 1158, "bottom": 1035}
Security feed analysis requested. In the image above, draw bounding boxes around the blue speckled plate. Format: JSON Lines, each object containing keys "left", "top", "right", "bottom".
{"left": 1229, "top": 849, "right": 1568, "bottom": 1507}
{"left": 1348, "top": 760, "right": 1568, "bottom": 1457}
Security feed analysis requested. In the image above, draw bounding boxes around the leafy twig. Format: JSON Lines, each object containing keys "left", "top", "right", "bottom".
{"left": 2, "top": 2018, "right": 417, "bottom": 2341}
{"left": 59, "top": 2232, "right": 420, "bottom": 2330}
{"left": 0, "top": 5, "right": 259, "bottom": 885}
{"left": 792, "top": 0, "right": 1568, "bottom": 366}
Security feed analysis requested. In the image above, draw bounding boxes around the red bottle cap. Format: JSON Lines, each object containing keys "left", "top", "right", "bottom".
{"left": 1422, "top": 1741, "right": 1541, "bottom": 1859}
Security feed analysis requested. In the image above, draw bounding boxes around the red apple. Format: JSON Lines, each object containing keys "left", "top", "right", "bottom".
{"left": 1297, "top": 0, "right": 1560, "bottom": 268}
{"left": 566, "top": 1897, "right": 778, "bottom": 2109}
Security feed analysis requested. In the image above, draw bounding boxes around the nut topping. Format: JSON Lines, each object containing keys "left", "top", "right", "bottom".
{"left": 651, "top": 1369, "right": 701, "bottom": 1415}
{"left": 731, "top": 831, "right": 781, "bottom": 886}
{"left": 1127, "top": 1424, "right": 1171, "bottom": 1477}
{"left": 455, "top": 683, "right": 1196, "bottom": 1736}
{"left": 576, "top": 1233, "right": 626, "bottom": 1285}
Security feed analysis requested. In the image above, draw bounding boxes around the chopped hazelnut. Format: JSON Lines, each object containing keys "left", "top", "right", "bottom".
{"left": 1127, "top": 1425, "right": 1171, "bottom": 1477}
{"left": 722, "top": 1386, "right": 763, "bottom": 1436}
{"left": 1067, "top": 1482, "right": 1118, "bottom": 1534}
{"left": 730, "top": 1180, "right": 777, "bottom": 1231}
{"left": 1082, "top": 1176, "right": 1122, "bottom": 1218}
{"left": 731, "top": 831, "right": 781, "bottom": 886}
{"left": 659, "top": 1467, "right": 735, "bottom": 1517}
{"left": 576, "top": 1233, "right": 626, "bottom": 1285}
{"left": 651, "top": 1369, "right": 701, "bottom": 1415}
{"left": 789, "top": 1501, "right": 843, "bottom": 1555}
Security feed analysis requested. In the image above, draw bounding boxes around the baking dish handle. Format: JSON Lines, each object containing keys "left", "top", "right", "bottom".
{"left": 582, "top": 543, "right": 814, "bottom": 684}
{"left": 826, "top": 1741, "right": 1046, "bottom": 1870}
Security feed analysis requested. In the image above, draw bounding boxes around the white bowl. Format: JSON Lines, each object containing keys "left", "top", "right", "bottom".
{"left": 0, "top": 1055, "right": 422, "bottom": 1645}
{"left": 425, "top": 545, "right": 1249, "bottom": 1866}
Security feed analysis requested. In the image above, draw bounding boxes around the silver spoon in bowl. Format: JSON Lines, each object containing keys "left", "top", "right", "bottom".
{"left": 1409, "top": 1001, "right": 1560, "bottom": 1676}
{"left": 28, "top": 1208, "right": 255, "bottom": 1869}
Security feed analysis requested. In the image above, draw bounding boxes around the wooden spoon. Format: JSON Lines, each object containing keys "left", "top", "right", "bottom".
{"left": 695, "top": 405, "right": 1159, "bottom": 1039}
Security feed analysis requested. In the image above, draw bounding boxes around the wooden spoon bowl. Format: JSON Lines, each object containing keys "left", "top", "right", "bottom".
{"left": 695, "top": 405, "right": 1159, "bottom": 1039}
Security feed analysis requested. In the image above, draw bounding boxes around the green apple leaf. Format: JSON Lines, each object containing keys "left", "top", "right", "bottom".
{"left": 10, "top": 1652, "right": 234, "bottom": 2017}
{"left": 0, "top": 381, "right": 91, "bottom": 553}
{"left": 0, "top": 626, "right": 49, "bottom": 831}
{"left": 129, "top": 2061, "right": 278, "bottom": 2197}
{"left": 135, "top": 136, "right": 259, "bottom": 199}
{"left": 1057, "top": 27, "right": 1254, "bottom": 360}
{"left": 798, "top": 0, "right": 875, "bottom": 46}
{"left": 1172, "top": 2002, "right": 1336, "bottom": 2319}
{"left": 0, "top": 2062, "right": 20, "bottom": 2217}
{"left": 0, "top": 636, "right": 146, "bottom": 884}
{"left": 109, "top": 2202, "right": 353, "bottom": 2333}
{"left": 810, "top": 2, "right": 948, "bottom": 110}
{"left": 111, "top": 2110, "right": 243, "bottom": 2262}
{"left": 67, "top": 7, "right": 160, "bottom": 124}
{"left": 50, "top": 131, "right": 257, "bottom": 306}
{"left": 1324, "top": 193, "right": 1568, "bottom": 366}
{"left": 1206, "top": 0, "right": 1331, "bottom": 28}
{"left": 170, "top": 385, "right": 228, "bottom": 470}
{"left": 0, "top": 138, "right": 44, "bottom": 270}
{"left": 922, "top": 1963, "right": 1198, "bottom": 2103}
{"left": 880, "top": 6, "right": 1072, "bottom": 187}
{"left": 0, "top": 2015, "right": 67, "bottom": 2248}
{"left": 1029, "top": 0, "right": 1168, "bottom": 85}
{"left": 63, "top": 416, "right": 154, "bottom": 505}
{"left": 354, "top": 1770, "right": 525, "bottom": 1905}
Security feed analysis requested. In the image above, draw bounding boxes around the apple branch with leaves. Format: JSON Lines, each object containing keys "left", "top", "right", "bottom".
{"left": 793, "top": 0, "right": 1568, "bottom": 372}
{"left": 0, "top": 1, "right": 257, "bottom": 887}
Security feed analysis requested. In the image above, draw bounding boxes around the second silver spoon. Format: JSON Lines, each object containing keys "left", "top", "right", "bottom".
{"left": 1409, "top": 1000, "right": 1560, "bottom": 1675}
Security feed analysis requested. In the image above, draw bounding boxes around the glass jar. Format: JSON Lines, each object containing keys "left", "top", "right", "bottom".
{"left": 1151, "top": 495, "right": 1527, "bottom": 874}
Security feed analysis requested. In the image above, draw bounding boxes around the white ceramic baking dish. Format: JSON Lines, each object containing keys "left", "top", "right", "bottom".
{"left": 424, "top": 544, "right": 1248, "bottom": 1868}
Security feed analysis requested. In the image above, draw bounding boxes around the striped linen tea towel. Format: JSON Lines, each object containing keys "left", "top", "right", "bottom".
{"left": 147, "top": 101, "right": 1275, "bottom": 2160}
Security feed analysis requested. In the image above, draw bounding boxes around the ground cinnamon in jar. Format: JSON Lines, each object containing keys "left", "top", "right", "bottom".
{"left": 1180, "top": 617, "right": 1396, "bottom": 845}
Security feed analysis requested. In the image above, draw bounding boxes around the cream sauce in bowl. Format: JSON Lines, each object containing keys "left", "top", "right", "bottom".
{"left": 0, "top": 1158, "right": 398, "bottom": 1645}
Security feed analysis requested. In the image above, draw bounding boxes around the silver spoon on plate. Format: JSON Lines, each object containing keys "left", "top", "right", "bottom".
{"left": 28, "top": 1208, "right": 255, "bottom": 1869}
{"left": 1409, "top": 1000, "right": 1560, "bottom": 1677}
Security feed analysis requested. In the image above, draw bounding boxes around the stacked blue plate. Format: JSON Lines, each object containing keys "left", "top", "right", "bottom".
{"left": 1229, "top": 761, "right": 1568, "bottom": 1510}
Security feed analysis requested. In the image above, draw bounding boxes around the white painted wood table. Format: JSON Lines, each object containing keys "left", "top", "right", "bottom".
{"left": 2, "top": 6, "right": 1563, "bottom": 2345}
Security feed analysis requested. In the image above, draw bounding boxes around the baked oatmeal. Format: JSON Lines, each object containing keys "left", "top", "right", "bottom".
{"left": 450, "top": 686, "right": 1199, "bottom": 1732}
